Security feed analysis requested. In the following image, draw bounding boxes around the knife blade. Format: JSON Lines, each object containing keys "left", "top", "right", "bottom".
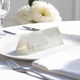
{"left": 22, "top": 26, "right": 40, "bottom": 31}
{"left": 3, "top": 30, "right": 16, "bottom": 35}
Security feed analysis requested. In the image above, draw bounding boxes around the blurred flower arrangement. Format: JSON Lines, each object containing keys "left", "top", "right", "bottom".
{"left": 16, "top": 0, "right": 62, "bottom": 25}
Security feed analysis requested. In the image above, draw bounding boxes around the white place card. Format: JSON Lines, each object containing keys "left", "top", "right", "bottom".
{"left": 16, "top": 26, "right": 63, "bottom": 55}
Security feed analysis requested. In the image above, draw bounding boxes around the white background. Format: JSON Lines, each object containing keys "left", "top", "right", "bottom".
{"left": 3, "top": 0, "right": 79, "bottom": 27}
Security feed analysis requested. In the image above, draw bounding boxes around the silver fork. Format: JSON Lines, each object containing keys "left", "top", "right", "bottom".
{"left": 6, "top": 59, "right": 47, "bottom": 80}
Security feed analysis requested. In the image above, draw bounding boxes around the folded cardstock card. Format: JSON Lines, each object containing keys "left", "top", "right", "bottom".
{"left": 16, "top": 26, "right": 63, "bottom": 55}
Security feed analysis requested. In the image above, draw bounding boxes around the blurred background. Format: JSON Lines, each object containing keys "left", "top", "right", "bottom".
{"left": 4, "top": 0, "right": 80, "bottom": 27}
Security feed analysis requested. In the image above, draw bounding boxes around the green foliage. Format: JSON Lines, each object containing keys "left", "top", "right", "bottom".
{"left": 28, "top": 0, "right": 38, "bottom": 6}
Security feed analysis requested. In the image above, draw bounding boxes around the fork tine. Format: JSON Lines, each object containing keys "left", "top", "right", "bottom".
{"left": 6, "top": 59, "right": 20, "bottom": 69}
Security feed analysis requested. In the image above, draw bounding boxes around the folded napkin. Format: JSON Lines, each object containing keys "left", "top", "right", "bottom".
{"left": 32, "top": 46, "right": 80, "bottom": 80}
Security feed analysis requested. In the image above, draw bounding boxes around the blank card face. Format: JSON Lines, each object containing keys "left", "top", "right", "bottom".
{"left": 16, "top": 26, "right": 63, "bottom": 55}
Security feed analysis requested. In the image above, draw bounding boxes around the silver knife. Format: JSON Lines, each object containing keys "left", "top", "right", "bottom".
{"left": 22, "top": 26, "right": 40, "bottom": 31}
{"left": 3, "top": 30, "right": 16, "bottom": 35}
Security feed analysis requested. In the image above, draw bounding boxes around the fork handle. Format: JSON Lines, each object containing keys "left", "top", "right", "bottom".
{"left": 23, "top": 68, "right": 47, "bottom": 80}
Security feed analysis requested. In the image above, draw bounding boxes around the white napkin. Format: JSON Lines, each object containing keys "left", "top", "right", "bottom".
{"left": 32, "top": 46, "right": 80, "bottom": 80}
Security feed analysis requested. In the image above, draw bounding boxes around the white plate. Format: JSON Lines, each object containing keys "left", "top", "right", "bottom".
{"left": 0, "top": 33, "right": 80, "bottom": 61}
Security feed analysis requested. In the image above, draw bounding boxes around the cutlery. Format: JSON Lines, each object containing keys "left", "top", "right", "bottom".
{"left": 22, "top": 26, "right": 40, "bottom": 31}
{"left": 3, "top": 30, "right": 16, "bottom": 35}
{"left": 6, "top": 59, "right": 47, "bottom": 80}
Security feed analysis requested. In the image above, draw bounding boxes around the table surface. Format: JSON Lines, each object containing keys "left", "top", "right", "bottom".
{"left": 4, "top": 21, "right": 80, "bottom": 36}
{"left": 0, "top": 21, "right": 80, "bottom": 80}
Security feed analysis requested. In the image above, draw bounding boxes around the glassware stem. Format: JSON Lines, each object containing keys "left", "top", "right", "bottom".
{"left": 0, "top": 18, "right": 4, "bottom": 36}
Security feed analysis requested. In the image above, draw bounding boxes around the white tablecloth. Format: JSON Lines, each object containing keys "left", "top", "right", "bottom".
{"left": 0, "top": 21, "right": 80, "bottom": 80}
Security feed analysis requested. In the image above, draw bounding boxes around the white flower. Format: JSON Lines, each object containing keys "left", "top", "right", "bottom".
{"left": 16, "top": 5, "right": 33, "bottom": 25}
{"left": 31, "top": 1, "right": 62, "bottom": 23}
{"left": 16, "top": 1, "right": 62, "bottom": 25}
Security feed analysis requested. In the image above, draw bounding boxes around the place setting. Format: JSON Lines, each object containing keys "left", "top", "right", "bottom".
{"left": 0, "top": 0, "right": 80, "bottom": 80}
{"left": 0, "top": 22, "right": 80, "bottom": 79}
